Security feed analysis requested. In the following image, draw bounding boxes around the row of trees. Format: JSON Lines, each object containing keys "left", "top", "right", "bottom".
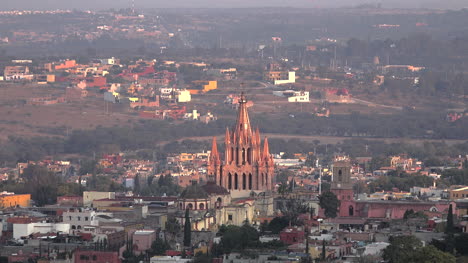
{"left": 0, "top": 112, "right": 466, "bottom": 166}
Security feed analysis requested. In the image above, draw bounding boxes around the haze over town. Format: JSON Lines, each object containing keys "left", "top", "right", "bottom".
{"left": 0, "top": 1, "right": 466, "bottom": 263}
{"left": 2, "top": 0, "right": 467, "bottom": 10}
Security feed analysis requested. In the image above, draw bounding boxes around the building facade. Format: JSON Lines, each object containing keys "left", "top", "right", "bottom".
{"left": 208, "top": 93, "right": 274, "bottom": 198}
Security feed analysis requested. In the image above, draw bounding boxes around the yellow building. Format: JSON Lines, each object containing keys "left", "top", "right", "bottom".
{"left": 450, "top": 186, "right": 468, "bottom": 200}
{"left": 0, "top": 193, "right": 31, "bottom": 208}
{"left": 179, "top": 153, "right": 195, "bottom": 162}
{"left": 189, "top": 80, "right": 217, "bottom": 94}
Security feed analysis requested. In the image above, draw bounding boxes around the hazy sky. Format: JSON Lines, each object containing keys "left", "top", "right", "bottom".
{"left": 1, "top": 0, "right": 466, "bottom": 10}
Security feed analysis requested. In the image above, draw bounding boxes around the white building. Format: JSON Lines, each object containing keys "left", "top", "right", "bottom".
{"left": 150, "top": 256, "right": 191, "bottom": 263}
{"left": 62, "top": 209, "right": 98, "bottom": 232}
{"left": 177, "top": 89, "right": 191, "bottom": 102}
{"left": 273, "top": 90, "right": 309, "bottom": 102}
{"left": 287, "top": 91, "right": 309, "bottom": 102}
{"left": 274, "top": 71, "right": 295, "bottom": 85}
{"left": 83, "top": 191, "right": 115, "bottom": 207}
{"left": 362, "top": 242, "right": 390, "bottom": 256}
{"left": 13, "top": 222, "right": 70, "bottom": 240}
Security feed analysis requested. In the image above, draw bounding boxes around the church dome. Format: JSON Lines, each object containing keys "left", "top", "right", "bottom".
{"left": 202, "top": 182, "right": 229, "bottom": 195}
{"left": 180, "top": 184, "right": 209, "bottom": 199}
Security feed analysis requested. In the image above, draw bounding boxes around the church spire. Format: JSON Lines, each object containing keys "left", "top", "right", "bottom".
{"left": 225, "top": 127, "right": 230, "bottom": 144}
{"left": 210, "top": 136, "right": 220, "bottom": 164}
{"left": 234, "top": 92, "right": 252, "bottom": 143}
{"left": 262, "top": 137, "right": 271, "bottom": 162}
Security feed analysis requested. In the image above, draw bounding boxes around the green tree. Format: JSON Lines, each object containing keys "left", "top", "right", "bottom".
{"left": 445, "top": 204, "right": 454, "bottom": 234}
{"left": 183, "top": 208, "right": 191, "bottom": 248}
{"left": 455, "top": 233, "right": 468, "bottom": 255}
{"left": 277, "top": 183, "right": 289, "bottom": 196}
{"left": 165, "top": 217, "right": 181, "bottom": 237}
{"left": 383, "top": 235, "right": 422, "bottom": 263}
{"left": 321, "top": 240, "right": 326, "bottom": 261}
{"left": 414, "top": 245, "right": 455, "bottom": 263}
{"left": 219, "top": 224, "right": 260, "bottom": 253}
{"left": 134, "top": 174, "right": 141, "bottom": 194}
{"left": 150, "top": 238, "right": 170, "bottom": 256}
{"left": 319, "top": 191, "right": 340, "bottom": 218}
{"left": 267, "top": 216, "right": 289, "bottom": 234}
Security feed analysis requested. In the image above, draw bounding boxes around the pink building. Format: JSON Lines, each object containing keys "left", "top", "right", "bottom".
{"left": 280, "top": 226, "right": 305, "bottom": 245}
{"left": 133, "top": 230, "right": 156, "bottom": 254}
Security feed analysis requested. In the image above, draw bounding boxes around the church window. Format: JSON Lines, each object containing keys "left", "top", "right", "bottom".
{"left": 265, "top": 173, "right": 268, "bottom": 187}
{"left": 199, "top": 203, "right": 205, "bottom": 210}
{"left": 242, "top": 173, "right": 246, "bottom": 190}
{"left": 230, "top": 147, "right": 234, "bottom": 163}
{"left": 338, "top": 169, "right": 343, "bottom": 182}
{"left": 188, "top": 203, "right": 193, "bottom": 210}
{"left": 349, "top": 206, "right": 354, "bottom": 216}
{"left": 228, "top": 173, "right": 232, "bottom": 189}
{"left": 249, "top": 174, "right": 252, "bottom": 190}
{"left": 219, "top": 171, "right": 223, "bottom": 187}
{"left": 236, "top": 147, "right": 239, "bottom": 165}
{"left": 242, "top": 148, "right": 246, "bottom": 164}
{"left": 234, "top": 173, "right": 238, "bottom": 189}
{"left": 247, "top": 148, "right": 251, "bottom": 164}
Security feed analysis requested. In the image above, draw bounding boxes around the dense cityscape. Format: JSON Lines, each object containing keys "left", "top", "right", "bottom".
{"left": 0, "top": 2, "right": 467, "bottom": 263}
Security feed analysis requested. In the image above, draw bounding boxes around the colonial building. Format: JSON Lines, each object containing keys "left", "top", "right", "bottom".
{"left": 208, "top": 93, "right": 274, "bottom": 198}
{"left": 176, "top": 93, "right": 275, "bottom": 229}
{"left": 329, "top": 159, "right": 456, "bottom": 219}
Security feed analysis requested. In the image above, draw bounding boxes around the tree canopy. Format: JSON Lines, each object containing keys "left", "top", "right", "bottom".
{"left": 319, "top": 191, "right": 340, "bottom": 218}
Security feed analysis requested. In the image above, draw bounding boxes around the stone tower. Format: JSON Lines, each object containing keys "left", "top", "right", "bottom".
{"left": 208, "top": 93, "right": 274, "bottom": 198}
{"left": 331, "top": 160, "right": 356, "bottom": 217}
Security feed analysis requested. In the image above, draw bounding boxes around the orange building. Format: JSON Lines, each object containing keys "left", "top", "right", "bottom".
{"left": 189, "top": 80, "right": 217, "bottom": 94}
{"left": 0, "top": 193, "right": 31, "bottom": 208}
{"left": 54, "top": 60, "right": 76, "bottom": 70}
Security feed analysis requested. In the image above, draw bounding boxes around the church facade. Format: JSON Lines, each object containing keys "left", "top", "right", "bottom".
{"left": 208, "top": 93, "right": 275, "bottom": 198}
{"left": 176, "top": 93, "right": 275, "bottom": 230}
{"left": 330, "top": 159, "right": 456, "bottom": 219}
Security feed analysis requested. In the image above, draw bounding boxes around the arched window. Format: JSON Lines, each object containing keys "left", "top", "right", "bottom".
{"left": 242, "top": 148, "right": 246, "bottom": 164}
{"left": 236, "top": 147, "right": 239, "bottom": 165}
{"left": 230, "top": 147, "right": 234, "bottom": 163}
{"left": 219, "top": 170, "right": 223, "bottom": 187}
{"left": 234, "top": 173, "right": 239, "bottom": 189}
{"left": 242, "top": 173, "right": 247, "bottom": 190}
{"left": 188, "top": 203, "right": 193, "bottom": 210}
{"left": 199, "top": 203, "right": 205, "bottom": 210}
{"left": 217, "top": 197, "right": 222, "bottom": 208}
{"left": 338, "top": 169, "right": 343, "bottom": 182}
{"left": 228, "top": 173, "right": 232, "bottom": 189}
{"left": 77, "top": 225, "right": 82, "bottom": 230}
{"left": 265, "top": 173, "right": 268, "bottom": 188}
{"left": 71, "top": 225, "right": 76, "bottom": 230}
{"left": 249, "top": 173, "right": 252, "bottom": 190}
{"left": 349, "top": 206, "right": 354, "bottom": 216}
{"left": 247, "top": 148, "right": 252, "bottom": 164}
